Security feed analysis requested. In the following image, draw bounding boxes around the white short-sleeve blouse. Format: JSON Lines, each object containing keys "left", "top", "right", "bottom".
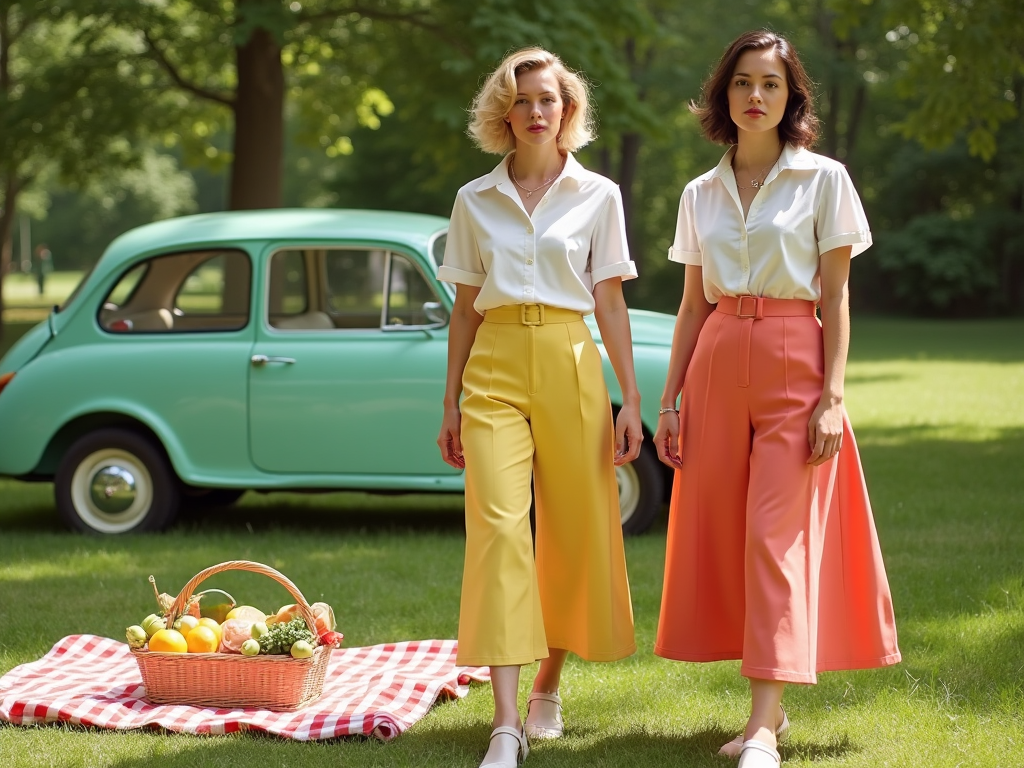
{"left": 669, "top": 143, "right": 871, "bottom": 303}
{"left": 438, "top": 153, "right": 637, "bottom": 314}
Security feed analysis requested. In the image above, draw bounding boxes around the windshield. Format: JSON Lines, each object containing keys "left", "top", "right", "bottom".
{"left": 57, "top": 264, "right": 96, "bottom": 312}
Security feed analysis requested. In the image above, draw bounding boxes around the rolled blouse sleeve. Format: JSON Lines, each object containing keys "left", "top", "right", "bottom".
{"left": 668, "top": 184, "right": 701, "bottom": 265}
{"left": 438, "top": 191, "right": 486, "bottom": 286}
{"left": 589, "top": 186, "right": 638, "bottom": 284}
{"left": 816, "top": 165, "right": 872, "bottom": 258}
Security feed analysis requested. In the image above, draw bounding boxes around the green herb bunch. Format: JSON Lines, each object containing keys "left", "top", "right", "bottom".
{"left": 258, "top": 618, "right": 315, "bottom": 655}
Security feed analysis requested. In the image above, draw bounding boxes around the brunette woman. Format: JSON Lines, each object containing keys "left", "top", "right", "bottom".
{"left": 653, "top": 30, "right": 901, "bottom": 767}
{"left": 437, "top": 48, "right": 641, "bottom": 768}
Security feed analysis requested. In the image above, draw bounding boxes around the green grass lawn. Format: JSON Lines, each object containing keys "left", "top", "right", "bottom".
{"left": 1, "top": 319, "right": 1022, "bottom": 767}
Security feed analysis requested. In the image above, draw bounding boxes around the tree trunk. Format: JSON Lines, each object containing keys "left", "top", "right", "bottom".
{"left": 0, "top": 8, "right": 11, "bottom": 341}
{"left": 844, "top": 82, "right": 867, "bottom": 164}
{"left": 0, "top": 177, "right": 17, "bottom": 343}
{"left": 618, "top": 132, "right": 642, "bottom": 253}
{"left": 229, "top": 2, "right": 284, "bottom": 210}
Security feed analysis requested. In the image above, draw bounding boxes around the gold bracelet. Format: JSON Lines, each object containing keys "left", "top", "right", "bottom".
{"left": 658, "top": 407, "right": 679, "bottom": 415}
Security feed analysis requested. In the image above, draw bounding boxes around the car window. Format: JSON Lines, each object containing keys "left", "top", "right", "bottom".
{"left": 324, "top": 249, "right": 387, "bottom": 329}
{"left": 386, "top": 254, "right": 449, "bottom": 327}
{"left": 99, "top": 249, "right": 251, "bottom": 333}
{"left": 268, "top": 250, "right": 309, "bottom": 321}
{"left": 105, "top": 263, "right": 148, "bottom": 309}
{"left": 430, "top": 233, "right": 447, "bottom": 268}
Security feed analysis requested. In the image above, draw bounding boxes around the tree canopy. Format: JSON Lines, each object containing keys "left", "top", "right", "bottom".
{"left": 3, "top": 0, "right": 1022, "bottom": 324}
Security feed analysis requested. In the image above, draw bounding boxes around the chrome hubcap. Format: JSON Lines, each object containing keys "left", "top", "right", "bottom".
{"left": 616, "top": 461, "right": 641, "bottom": 525}
{"left": 89, "top": 465, "right": 138, "bottom": 513}
{"left": 71, "top": 448, "right": 154, "bottom": 533}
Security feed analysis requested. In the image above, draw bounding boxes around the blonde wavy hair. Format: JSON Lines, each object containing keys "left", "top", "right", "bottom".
{"left": 468, "top": 47, "right": 595, "bottom": 155}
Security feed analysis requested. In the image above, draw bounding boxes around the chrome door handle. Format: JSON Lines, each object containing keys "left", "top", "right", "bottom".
{"left": 251, "top": 355, "right": 296, "bottom": 366}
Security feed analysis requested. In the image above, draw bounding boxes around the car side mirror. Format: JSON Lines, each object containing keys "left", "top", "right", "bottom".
{"left": 423, "top": 302, "right": 449, "bottom": 325}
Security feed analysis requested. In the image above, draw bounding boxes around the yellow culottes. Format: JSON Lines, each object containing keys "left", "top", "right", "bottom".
{"left": 456, "top": 304, "right": 636, "bottom": 667}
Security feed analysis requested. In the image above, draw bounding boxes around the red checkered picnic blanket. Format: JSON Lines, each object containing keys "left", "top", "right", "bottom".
{"left": 0, "top": 634, "right": 488, "bottom": 740}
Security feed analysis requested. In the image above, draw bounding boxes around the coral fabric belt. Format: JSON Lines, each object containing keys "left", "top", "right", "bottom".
{"left": 715, "top": 295, "right": 818, "bottom": 319}
{"left": 716, "top": 296, "right": 818, "bottom": 388}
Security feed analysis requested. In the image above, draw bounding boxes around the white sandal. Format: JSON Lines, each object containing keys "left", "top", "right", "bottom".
{"left": 737, "top": 739, "right": 781, "bottom": 767}
{"left": 719, "top": 705, "right": 789, "bottom": 757}
{"left": 524, "top": 691, "right": 563, "bottom": 739}
{"left": 480, "top": 725, "right": 530, "bottom": 768}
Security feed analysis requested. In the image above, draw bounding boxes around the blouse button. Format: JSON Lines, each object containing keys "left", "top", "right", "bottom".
{"left": 527, "top": 225, "right": 534, "bottom": 234}
{"left": 526, "top": 259, "right": 534, "bottom": 265}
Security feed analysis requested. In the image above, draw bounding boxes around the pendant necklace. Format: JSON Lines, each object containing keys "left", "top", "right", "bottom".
{"left": 509, "top": 153, "right": 566, "bottom": 198}
{"left": 737, "top": 150, "right": 782, "bottom": 189}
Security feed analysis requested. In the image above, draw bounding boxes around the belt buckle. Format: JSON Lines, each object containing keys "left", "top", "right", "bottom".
{"left": 736, "top": 296, "right": 763, "bottom": 320}
{"left": 520, "top": 304, "right": 544, "bottom": 326}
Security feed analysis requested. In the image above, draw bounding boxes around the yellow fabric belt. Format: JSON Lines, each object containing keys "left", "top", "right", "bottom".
{"left": 482, "top": 304, "right": 584, "bottom": 326}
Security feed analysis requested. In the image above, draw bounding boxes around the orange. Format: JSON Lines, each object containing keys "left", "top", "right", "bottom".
{"left": 197, "top": 617, "right": 222, "bottom": 644}
{"left": 186, "top": 625, "right": 220, "bottom": 653}
{"left": 148, "top": 628, "right": 187, "bottom": 653}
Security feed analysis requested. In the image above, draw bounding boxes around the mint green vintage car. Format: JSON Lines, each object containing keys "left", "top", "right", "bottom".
{"left": 0, "top": 210, "right": 675, "bottom": 535}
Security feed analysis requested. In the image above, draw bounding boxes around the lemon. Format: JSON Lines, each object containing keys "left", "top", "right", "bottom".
{"left": 173, "top": 615, "right": 200, "bottom": 639}
{"left": 196, "top": 617, "right": 222, "bottom": 644}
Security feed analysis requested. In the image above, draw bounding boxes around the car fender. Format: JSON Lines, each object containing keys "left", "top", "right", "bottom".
{"left": 0, "top": 385, "right": 191, "bottom": 480}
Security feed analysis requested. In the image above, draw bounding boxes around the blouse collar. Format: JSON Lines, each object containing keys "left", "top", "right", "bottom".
{"left": 711, "top": 142, "right": 820, "bottom": 182}
{"left": 474, "top": 151, "right": 585, "bottom": 192}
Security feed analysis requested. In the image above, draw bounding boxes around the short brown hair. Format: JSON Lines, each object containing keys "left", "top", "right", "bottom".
{"left": 691, "top": 30, "right": 819, "bottom": 148}
{"left": 468, "top": 47, "right": 595, "bottom": 155}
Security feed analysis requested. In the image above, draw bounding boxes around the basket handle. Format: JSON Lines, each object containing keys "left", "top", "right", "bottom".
{"left": 165, "top": 560, "right": 318, "bottom": 640}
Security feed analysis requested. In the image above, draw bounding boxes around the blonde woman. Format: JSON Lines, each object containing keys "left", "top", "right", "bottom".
{"left": 437, "top": 48, "right": 640, "bottom": 768}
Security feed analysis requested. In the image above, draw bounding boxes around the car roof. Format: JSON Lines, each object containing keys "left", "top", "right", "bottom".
{"left": 101, "top": 209, "right": 450, "bottom": 267}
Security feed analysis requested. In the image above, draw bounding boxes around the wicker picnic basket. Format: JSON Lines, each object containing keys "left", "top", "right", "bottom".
{"left": 131, "top": 560, "right": 331, "bottom": 711}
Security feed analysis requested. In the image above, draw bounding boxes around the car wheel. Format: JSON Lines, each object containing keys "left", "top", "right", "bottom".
{"left": 181, "top": 487, "right": 246, "bottom": 509}
{"left": 55, "top": 428, "right": 180, "bottom": 534}
{"left": 617, "top": 442, "right": 664, "bottom": 535}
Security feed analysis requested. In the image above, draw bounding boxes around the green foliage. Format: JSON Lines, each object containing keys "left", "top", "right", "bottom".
{"left": 874, "top": 214, "right": 996, "bottom": 313}
{"left": 837, "top": 0, "right": 1024, "bottom": 160}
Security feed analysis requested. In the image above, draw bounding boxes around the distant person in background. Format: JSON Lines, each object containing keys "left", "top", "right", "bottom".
{"left": 653, "top": 30, "right": 901, "bottom": 768}
{"left": 34, "top": 244, "right": 52, "bottom": 296}
{"left": 437, "top": 47, "right": 641, "bottom": 768}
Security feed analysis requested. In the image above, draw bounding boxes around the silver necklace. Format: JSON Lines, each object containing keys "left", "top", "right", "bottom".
{"left": 509, "top": 153, "right": 566, "bottom": 198}
{"left": 736, "top": 151, "right": 781, "bottom": 189}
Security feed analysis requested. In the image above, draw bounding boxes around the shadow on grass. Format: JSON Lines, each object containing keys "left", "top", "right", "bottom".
{"left": 3, "top": 719, "right": 857, "bottom": 768}
{"left": 177, "top": 491, "right": 468, "bottom": 536}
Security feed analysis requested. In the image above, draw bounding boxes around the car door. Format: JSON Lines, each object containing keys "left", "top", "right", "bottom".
{"left": 248, "top": 245, "right": 456, "bottom": 476}
{"left": 92, "top": 248, "right": 255, "bottom": 477}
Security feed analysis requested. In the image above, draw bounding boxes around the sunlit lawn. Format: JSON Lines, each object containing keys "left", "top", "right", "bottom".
{"left": 0, "top": 318, "right": 1022, "bottom": 767}
{"left": 2, "top": 271, "right": 85, "bottom": 322}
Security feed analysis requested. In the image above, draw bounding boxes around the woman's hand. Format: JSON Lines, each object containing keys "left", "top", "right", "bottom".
{"left": 614, "top": 402, "right": 644, "bottom": 466}
{"left": 437, "top": 405, "right": 465, "bottom": 469}
{"left": 807, "top": 398, "right": 844, "bottom": 465}
{"left": 654, "top": 410, "right": 682, "bottom": 469}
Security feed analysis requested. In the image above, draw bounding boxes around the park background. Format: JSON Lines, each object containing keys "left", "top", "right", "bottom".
{"left": 0, "top": 1, "right": 1022, "bottom": 767}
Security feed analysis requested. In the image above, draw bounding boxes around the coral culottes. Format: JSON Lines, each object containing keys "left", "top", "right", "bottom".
{"left": 456, "top": 304, "right": 636, "bottom": 667}
{"left": 655, "top": 297, "right": 900, "bottom": 683}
